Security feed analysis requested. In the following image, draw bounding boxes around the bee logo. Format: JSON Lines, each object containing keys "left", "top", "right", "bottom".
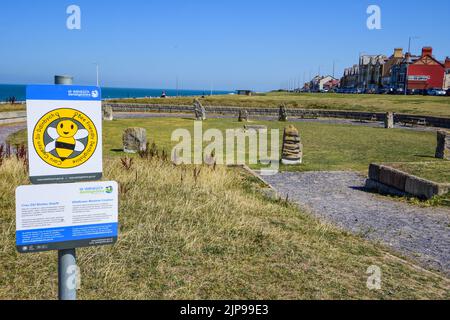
{"left": 33, "top": 108, "right": 98, "bottom": 169}
{"left": 45, "top": 119, "right": 89, "bottom": 161}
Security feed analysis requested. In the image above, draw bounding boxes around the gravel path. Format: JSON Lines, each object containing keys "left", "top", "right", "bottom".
{"left": 261, "top": 171, "right": 450, "bottom": 276}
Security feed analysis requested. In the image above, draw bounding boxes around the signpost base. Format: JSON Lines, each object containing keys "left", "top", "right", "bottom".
{"left": 58, "top": 249, "right": 77, "bottom": 300}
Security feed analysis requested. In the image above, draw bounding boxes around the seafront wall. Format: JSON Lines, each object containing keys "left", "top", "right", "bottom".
{"left": 0, "top": 111, "right": 27, "bottom": 125}
{"left": 106, "top": 103, "right": 450, "bottom": 129}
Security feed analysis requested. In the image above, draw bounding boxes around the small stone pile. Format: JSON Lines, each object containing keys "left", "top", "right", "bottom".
{"left": 193, "top": 98, "right": 206, "bottom": 121}
{"left": 279, "top": 104, "right": 288, "bottom": 121}
{"left": 123, "top": 128, "right": 147, "bottom": 153}
{"left": 238, "top": 109, "right": 249, "bottom": 122}
{"left": 281, "top": 125, "right": 303, "bottom": 165}
{"left": 102, "top": 105, "right": 114, "bottom": 121}
{"left": 435, "top": 130, "right": 450, "bottom": 160}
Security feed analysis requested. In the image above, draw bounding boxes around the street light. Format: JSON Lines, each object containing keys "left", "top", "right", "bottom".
{"left": 405, "top": 36, "right": 420, "bottom": 95}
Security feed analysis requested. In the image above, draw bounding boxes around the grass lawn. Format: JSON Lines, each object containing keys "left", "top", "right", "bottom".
{"left": 386, "top": 161, "right": 450, "bottom": 184}
{"left": 0, "top": 157, "right": 449, "bottom": 299}
{"left": 108, "top": 92, "right": 450, "bottom": 118}
{"left": 7, "top": 118, "right": 440, "bottom": 173}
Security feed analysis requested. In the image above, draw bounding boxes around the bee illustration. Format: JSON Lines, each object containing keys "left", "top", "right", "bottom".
{"left": 45, "top": 119, "right": 89, "bottom": 161}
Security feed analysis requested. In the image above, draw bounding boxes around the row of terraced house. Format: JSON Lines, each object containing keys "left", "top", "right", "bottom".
{"left": 340, "top": 47, "right": 450, "bottom": 93}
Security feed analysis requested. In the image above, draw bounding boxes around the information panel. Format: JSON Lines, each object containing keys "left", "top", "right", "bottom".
{"left": 26, "top": 85, "right": 103, "bottom": 184}
{"left": 16, "top": 181, "right": 118, "bottom": 253}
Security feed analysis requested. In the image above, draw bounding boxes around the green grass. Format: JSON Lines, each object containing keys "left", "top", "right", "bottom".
{"left": 0, "top": 157, "right": 449, "bottom": 300}
{"left": 109, "top": 92, "right": 450, "bottom": 118}
{"left": 7, "top": 118, "right": 440, "bottom": 173}
{"left": 386, "top": 161, "right": 450, "bottom": 184}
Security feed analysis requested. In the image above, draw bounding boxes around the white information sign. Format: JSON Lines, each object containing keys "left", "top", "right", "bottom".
{"left": 16, "top": 181, "right": 118, "bottom": 253}
{"left": 26, "top": 85, "right": 103, "bottom": 184}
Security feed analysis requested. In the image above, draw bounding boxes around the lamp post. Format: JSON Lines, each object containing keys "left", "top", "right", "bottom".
{"left": 405, "top": 36, "right": 419, "bottom": 95}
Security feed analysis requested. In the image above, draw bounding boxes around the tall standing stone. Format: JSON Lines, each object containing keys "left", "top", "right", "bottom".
{"left": 435, "top": 130, "right": 450, "bottom": 160}
{"left": 384, "top": 112, "right": 394, "bottom": 129}
{"left": 193, "top": 98, "right": 206, "bottom": 121}
{"left": 123, "top": 128, "right": 147, "bottom": 153}
{"left": 281, "top": 125, "right": 303, "bottom": 165}
{"left": 238, "top": 109, "right": 249, "bottom": 122}
{"left": 102, "top": 105, "right": 114, "bottom": 121}
{"left": 279, "top": 104, "right": 288, "bottom": 121}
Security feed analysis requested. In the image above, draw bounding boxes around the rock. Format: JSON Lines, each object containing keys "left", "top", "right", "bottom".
{"left": 193, "top": 98, "right": 206, "bottom": 121}
{"left": 279, "top": 104, "right": 288, "bottom": 121}
{"left": 281, "top": 125, "right": 302, "bottom": 165}
{"left": 238, "top": 109, "right": 249, "bottom": 122}
{"left": 385, "top": 112, "right": 394, "bottom": 129}
{"left": 123, "top": 128, "right": 147, "bottom": 153}
{"left": 102, "top": 105, "right": 114, "bottom": 121}
{"left": 435, "top": 130, "right": 450, "bottom": 160}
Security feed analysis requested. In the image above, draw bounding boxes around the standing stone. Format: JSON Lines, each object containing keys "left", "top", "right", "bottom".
{"left": 281, "top": 125, "right": 303, "bottom": 165}
{"left": 238, "top": 109, "right": 249, "bottom": 122}
{"left": 102, "top": 105, "right": 114, "bottom": 121}
{"left": 123, "top": 128, "right": 147, "bottom": 153}
{"left": 384, "top": 112, "right": 394, "bottom": 129}
{"left": 279, "top": 104, "right": 288, "bottom": 121}
{"left": 193, "top": 98, "right": 206, "bottom": 121}
{"left": 435, "top": 130, "right": 450, "bottom": 160}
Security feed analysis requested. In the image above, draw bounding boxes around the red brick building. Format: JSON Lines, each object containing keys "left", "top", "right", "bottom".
{"left": 407, "top": 47, "right": 445, "bottom": 90}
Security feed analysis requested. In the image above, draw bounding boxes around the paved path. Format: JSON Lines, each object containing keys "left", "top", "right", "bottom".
{"left": 0, "top": 123, "right": 26, "bottom": 145}
{"left": 260, "top": 171, "right": 450, "bottom": 276}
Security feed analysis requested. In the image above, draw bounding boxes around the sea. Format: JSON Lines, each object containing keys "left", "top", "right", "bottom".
{"left": 0, "top": 84, "right": 234, "bottom": 102}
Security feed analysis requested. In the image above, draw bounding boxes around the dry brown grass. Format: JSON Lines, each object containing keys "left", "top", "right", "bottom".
{"left": 0, "top": 104, "right": 25, "bottom": 113}
{"left": 0, "top": 158, "right": 449, "bottom": 300}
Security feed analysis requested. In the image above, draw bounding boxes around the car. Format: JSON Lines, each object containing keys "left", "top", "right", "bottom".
{"left": 376, "top": 88, "right": 389, "bottom": 94}
{"left": 427, "top": 89, "right": 447, "bottom": 96}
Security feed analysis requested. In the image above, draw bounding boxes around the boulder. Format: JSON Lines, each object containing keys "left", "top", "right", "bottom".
{"left": 435, "top": 130, "right": 450, "bottom": 160}
{"left": 279, "top": 104, "right": 288, "bottom": 121}
{"left": 238, "top": 109, "right": 249, "bottom": 122}
{"left": 193, "top": 98, "right": 206, "bottom": 121}
{"left": 123, "top": 128, "right": 147, "bottom": 153}
{"left": 102, "top": 105, "right": 114, "bottom": 121}
{"left": 384, "top": 112, "right": 394, "bottom": 129}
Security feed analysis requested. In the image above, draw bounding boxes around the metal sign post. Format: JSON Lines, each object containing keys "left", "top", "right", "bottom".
{"left": 16, "top": 75, "right": 117, "bottom": 301}
{"left": 55, "top": 75, "right": 77, "bottom": 301}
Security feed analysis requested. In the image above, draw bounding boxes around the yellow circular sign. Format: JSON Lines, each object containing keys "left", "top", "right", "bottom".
{"left": 33, "top": 108, "right": 98, "bottom": 169}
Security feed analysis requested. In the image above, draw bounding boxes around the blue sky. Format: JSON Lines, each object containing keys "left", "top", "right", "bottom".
{"left": 0, "top": 0, "right": 449, "bottom": 91}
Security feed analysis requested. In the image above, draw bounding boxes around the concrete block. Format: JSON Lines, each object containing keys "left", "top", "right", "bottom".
{"left": 405, "top": 176, "right": 439, "bottom": 200}
{"left": 368, "top": 163, "right": 381, "bottom": 181}
{"left": 379, "top": 166, "right": 407, "bottom": 191}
